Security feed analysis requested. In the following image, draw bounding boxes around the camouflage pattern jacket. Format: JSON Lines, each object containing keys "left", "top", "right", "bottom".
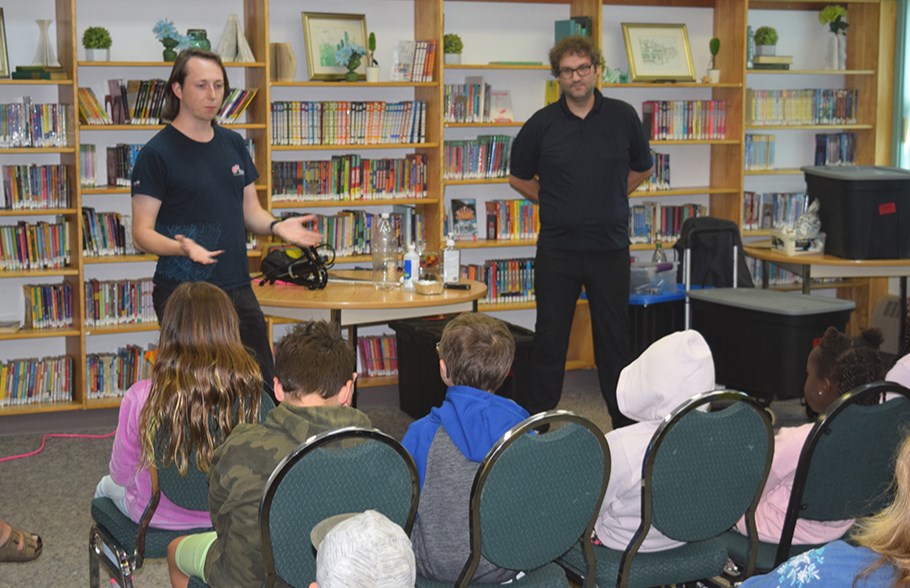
{"left": 203, "top": 403, "right": 371, "bottom": 587}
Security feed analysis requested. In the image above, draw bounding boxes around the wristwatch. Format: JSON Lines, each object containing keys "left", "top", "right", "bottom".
{"left": 268, "top": 218, "right": 281, "bottom": 236}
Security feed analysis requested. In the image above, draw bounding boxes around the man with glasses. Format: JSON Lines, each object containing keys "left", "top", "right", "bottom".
{"left": 509, "top": 36, "right": 653, "bottom": 428}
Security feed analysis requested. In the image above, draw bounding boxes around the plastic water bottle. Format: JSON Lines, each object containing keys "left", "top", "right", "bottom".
{"left": 651, "top": 241, "right": 668, "bottom": 263}
{"left": 372, "top": 213, "right": 399, "bottom": 289}
{"left": 443, "top": 236, "right": 460, "bottom": 283}
{"left": 403, "top": 242, "right": 419, "bottom": 290}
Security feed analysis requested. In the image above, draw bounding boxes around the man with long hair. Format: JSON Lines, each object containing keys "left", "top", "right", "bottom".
{"left": 130, "top": 49, "right": 321, "bottom": 395}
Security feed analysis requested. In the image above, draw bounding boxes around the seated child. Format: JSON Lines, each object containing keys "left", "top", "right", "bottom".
{"left": 402, "top": 313, "right": 530, "bottom": 583}
{"left": 95, "top": 281, "right": 262, "bottom": 530}
{"left": 733, "top": 326, "right": 884, "bottom": 544}
{"left": 594, "top": 329, "right": 716, "bottom": 552}
{"left": 309, "top": 510, "right": 416, "bottom": 588}
{"left": 167, "top": 320, "right": 371, "bottom": 588}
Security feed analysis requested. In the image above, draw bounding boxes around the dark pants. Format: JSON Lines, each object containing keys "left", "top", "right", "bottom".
{"left": 525, "top": 247, "right": 634, "bottom": 428}
{"left": 153, "top": 283, "right": 275, "bottom": 401}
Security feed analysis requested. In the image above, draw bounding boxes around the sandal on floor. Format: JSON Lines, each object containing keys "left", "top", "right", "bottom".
{"left": 0, "top": 526, "right": 43, "bottom": 562}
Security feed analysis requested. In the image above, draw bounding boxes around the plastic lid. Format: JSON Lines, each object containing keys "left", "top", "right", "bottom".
{"left": 381, "top": 212, "right": 390, "bottom": 219}
{"left": 687, "top": 288, "right": 855, "bottom": 315}
{"left": 801, "top": 165, "right": 910, "bottom": 181}
{"left": 446, "top": 237, "right": 455, "bottom": 247}
{"left": 407, "top": 242, "right": 415, "bottom": 250}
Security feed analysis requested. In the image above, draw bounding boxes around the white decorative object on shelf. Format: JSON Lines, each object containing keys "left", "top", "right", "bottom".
{"left": 825, "top": 34, "right": 839, "bottom": 69}
{"left": 216, "top": 14, "right": 255, "bottom": 62}
{"left": 33, "top": 19, "right": 61, "bottom": 67}
{"left": 838, "top": 33, "right": 847, "bottom": 70}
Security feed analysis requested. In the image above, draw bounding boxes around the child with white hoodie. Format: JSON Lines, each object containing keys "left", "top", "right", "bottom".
{"left": 593, "top": 329, "right": 716, "bottom": 552}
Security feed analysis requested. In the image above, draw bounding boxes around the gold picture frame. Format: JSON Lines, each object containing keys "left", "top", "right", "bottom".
{"left": 0, "top": 9, "right": 9, "bottom": 79}
{"left": 301, "top": 12, "right": 368, "bottom": 81}
{"left": 622, "top": 23, "right": 695, "bottom": 83}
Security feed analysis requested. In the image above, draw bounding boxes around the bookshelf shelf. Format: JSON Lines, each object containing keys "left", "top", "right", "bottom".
{"left": 357, "top": 375, "right": 399, "bottom": 389}
{"left": 478, "top": 301, "right": 536, "bottom": 312}
{"left": 455, "top": 238, "right": 537, "bottom": 249}
{"left": 603, "top": 82, "right": 742, "bottom": 89}
{"left": 271, "top": 142, "right": 439, "bottom": 152}
{"left": 746, "top": 69, "right": 875, "bottom": 76}
{"left": 271, "top": 81, "right": 437, "bottom": 88}
{"left": 443, "top": 177, "right": 510, "bottom": 186}
{"left": 630, "top": 186, "right": 740, "bottom": 197}
{"left": 272, "top": 197, "right": 436, "bottom": 209}
{"left": 745, "top": 124, "right": 874, "bottom": 131}
{"left": 445, "top": 122, "right": 524, "bottom": 128}
{"left": 85, "top": 398, "right": 125, "bottom": 410}
{"left": 0, "top": 327, "right": 80, "bottom": 341}
{"left": 85, "top": 322, "right": 160, "bottom": 336}
{"left": 0, "top": 147, "right": 77, "bottom": 154}
{"left": 0, "top": 268, "right": 79, "bottom": 278}
{"left": 0, "top": 208, "right": 78, "bottom": 217}
{"left": 0, "top": 79, "right": 73, "bottom": 85}
{"left": 0, "top": 401, "right": 85, "bottom": 415}
{"left": 80, "top": 123, "right": 266, "bottom": 131}
{"left": 83, "top": 254, "right": 157, "bottom": 264}
{"left": 76, "top": 61, "right": 267, "bottom": 68}
{"left": 650, "top": 139, "right": 740, "bottom": 145}
{"left": 745, "top": 168, "right": 804, "bottom": 176}
{"left": 80, "top": 186, "right": 130, "bottom": 195}
{"left": 444, "top": 63, "right": 549, "bottom": 71}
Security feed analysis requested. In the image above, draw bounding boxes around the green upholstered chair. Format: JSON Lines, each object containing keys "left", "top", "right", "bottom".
{"left": 88, "top": 446, "right": 211, "bottom": 588}
{"left": 559, "top": 390, "right": 774, "bottom": 588}
{"left": 723, "top": 381, "right": 910, "bottom": 573}
{"left": 415, "top": 410, "right": 611, "bottom": 588}
{"left": 259, "top": 426, "right": 419, "bottom": 588}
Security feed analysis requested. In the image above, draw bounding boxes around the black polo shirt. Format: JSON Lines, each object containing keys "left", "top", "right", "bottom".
{"left": 510, "top": 89, "right": 652, "bottom": 251}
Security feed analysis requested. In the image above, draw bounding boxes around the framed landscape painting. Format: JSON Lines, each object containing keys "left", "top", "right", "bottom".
{"left": 302, "top": 12, "right": 368, "bottom": 81}
{"left": 622, "top": 23, "right": 695, "bottom": 82}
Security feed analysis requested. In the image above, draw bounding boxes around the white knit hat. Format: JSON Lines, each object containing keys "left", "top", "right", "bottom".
{"left": 312, "top": 510, "right": 416, "bottom": 588}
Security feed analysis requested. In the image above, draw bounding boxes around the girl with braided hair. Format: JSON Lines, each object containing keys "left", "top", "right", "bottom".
{"left": 732, "top": 326, "right": 885, "bottom": 545}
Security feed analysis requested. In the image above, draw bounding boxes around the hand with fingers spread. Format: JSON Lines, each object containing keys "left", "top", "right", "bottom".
{"left": 271, "top": 214, "right": 322, "bottom": 248}
{"left": 175, "top": 234, "right": 224, "bottom": 265}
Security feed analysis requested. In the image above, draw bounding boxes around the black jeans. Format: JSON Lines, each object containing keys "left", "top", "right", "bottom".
{"left": 524, "top": 246, "right": 634, "bottom": 428}
{"left": 153, "top": 283, "right": 275, "bottom": 401}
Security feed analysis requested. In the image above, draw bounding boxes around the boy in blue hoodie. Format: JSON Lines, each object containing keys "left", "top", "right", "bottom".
{"left": 402, "top": 312, "right": 530, "bottom": 583}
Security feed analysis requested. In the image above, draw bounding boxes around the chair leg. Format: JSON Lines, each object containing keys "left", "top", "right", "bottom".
{"left": 88, "top": 525, "right": 134, "bottom": 588}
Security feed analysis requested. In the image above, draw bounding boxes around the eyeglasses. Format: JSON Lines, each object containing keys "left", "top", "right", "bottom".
{"left": 557, "top": 63, "right": 595, "bottom": 79}
{"left": 435, "top": 341, "right": 442, "bottom": 356}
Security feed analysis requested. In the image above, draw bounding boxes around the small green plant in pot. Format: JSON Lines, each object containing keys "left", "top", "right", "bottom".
{"left": 707, "top": 37, "right": 721, "bottom": 83}
{"left": 366, "top": 32, "right": 380, "bottom": 81}
{"left": 753, "top": 26, "right": 778, "bottom": 56}
{"left": 82, "top": 26, "right": 112, "bottom": 61}
{"left": 443, "top": 33, "right": 463, "bottom": 65}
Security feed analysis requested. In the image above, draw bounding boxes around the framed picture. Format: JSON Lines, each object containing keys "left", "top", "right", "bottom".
{"left": 0, "top": 9, "right": 9, "bottom": 79}
{"left": 302, "top": 12, "right": 368, "bottom": 81}
{"left": 621, "top": 23, "right": 695, "bottom": 83}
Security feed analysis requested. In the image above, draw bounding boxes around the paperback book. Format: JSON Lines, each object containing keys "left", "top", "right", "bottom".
{"left": 451, "top": 198, "right": 478, "bottom": 240}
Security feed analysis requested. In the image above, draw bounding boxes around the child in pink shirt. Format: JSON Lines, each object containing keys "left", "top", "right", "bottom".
{"left": 734, "top": 326, "right": 884, "bottom": 544}
{"left": 94, "top": 281, "right": 262, "bottom": 530}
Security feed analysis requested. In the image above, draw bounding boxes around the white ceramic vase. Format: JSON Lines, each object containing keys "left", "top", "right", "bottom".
{"left": 825, "top": 34, "right": 839, "bottom": 69}
{"left": 444, "top": 53, "right": 461, "bottom": 65}
{"left": 838, "top": 33, "right": 847, "bottom": 70}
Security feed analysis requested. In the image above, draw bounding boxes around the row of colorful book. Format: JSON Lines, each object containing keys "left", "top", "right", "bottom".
{"left": 742, "top": 191, "right": 808, "bottom": 231}
{"left": 216, "top": 88, "right": 258, "bottom": 124}
{"left": 442, "top": 135, "right": 512, "bottom": 180}
{"left": 0, "top": 164, "right": 71, "bottom": 210}
{"left": 485, "top": 198, "right": 540, "bottom": 241}
{"left": 0, "top": 101, "right": 70, "bottom": 148}
{"left": 277, "top": 209, "right": 425, "bottom": 256}
{"left": 461, "top": 257, "right": 535, "bottom": 304}
{"left": 629, "top": 202, "right": 707, "bottom": 244}
{"left": 815, "top": 132, "right": 857, "bottom": 166}
{"left": 639, "top": 152, "right": 671, "bottom": 191}
{"left": 23, "top": 282, "right": 73, "bottom": 329}
{"left": 745, "top": 134, "right": 777, "bottom": 170}
{"left": 271, "top": 154, "right": 428, "bottom": 202}
{"left": 80, "top": 144, "right": 98, "bottom": 187}
{"left": 0, "top": 356, "right": 73, "bottom": 406}
{"left": 746, "top": 88, "right": 859, "bottom": 126}
{"left": 271, "top": 100, "right": 427, "bottom": 146}
{"left": 0, "top": 220, "right": 70, "bottom": 271}
{"left": 390, "top": 40, "right": 437, "bottom": 83}
{"left": 84, "top": 278, "right": 155, "bottom": 328}
{"left": 82, "top": 208, "right": 136, "bottom": 257}
{"left": 747, "top": 259, "right": 802, "bottom": 287}
{"left": 641, "top": 100, "right": 727, "bottom": 141}
{"left": 86, "top": 345, "right": 157, "bottom": 400}
{"left": 357, "top": 335, "right": 398, "bottom": 378}
{"left": 105, "top": 143, "right": 143, "bottom": 187}
{"left": 443, "top": 78, "right": 513, "bottom": 123}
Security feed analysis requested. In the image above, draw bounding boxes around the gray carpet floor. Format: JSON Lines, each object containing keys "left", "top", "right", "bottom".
{"left": 0, "top": 369, "right": 808, "bottom": 587}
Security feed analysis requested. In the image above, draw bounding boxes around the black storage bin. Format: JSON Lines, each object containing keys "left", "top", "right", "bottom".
{"left": 628, "top": 286, "right": 685, "bottom": 358}
{"left": 689, "top": 289, "right": 854, "bottom": 401}
{"left": 389, "top": 315, "right": 534, "bottom": 419}
{"left": 803, "top": 165, "right": 910, "bottom": 259}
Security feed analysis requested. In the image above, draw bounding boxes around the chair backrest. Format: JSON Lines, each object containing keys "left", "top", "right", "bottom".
{"left": 259, "top": 426, "right": 419, "bottom": 587}
{"left": 259, "top": 392, "right": 276, "bottom": 422}
{"left": 460, "top": 410, "right": 610, "bottom": 588}
{"left": 618, "top": 390, "right": 774, "bottom": 586}
{"left": 775, "top": 381, "right": 910, "bottom": 566}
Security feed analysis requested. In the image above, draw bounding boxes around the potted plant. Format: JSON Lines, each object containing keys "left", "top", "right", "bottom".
{"left": 819, "top": 5, "right": 848, "bottom": 70}
{"left": 366, "top": 31, "right": 380, "bottom": 82}
{"left": 443, "top": 33, "right": 463, "bottom": 65}
{"left": 753, "top": 26, "right": 778, "bottom": 56}
{"left": 707, "top": 37, "right": 721, "bottom": 84}
{"left": 82, "top": 26, "right": 112, "bottom": 62}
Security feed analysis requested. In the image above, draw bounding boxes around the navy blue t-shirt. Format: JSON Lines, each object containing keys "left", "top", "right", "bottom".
{"left": 510, "top": 90, "right": 652, "bottom": 251}
{"left": 131, "top": 124, "right": 259, "bottom": 290}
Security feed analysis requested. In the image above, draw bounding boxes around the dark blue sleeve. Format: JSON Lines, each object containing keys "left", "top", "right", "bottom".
{"left": 509, "top": 114, "right": 541, "bottom": 180}
{"left": 626, "top": 103, "right": 653, "bottom": 172}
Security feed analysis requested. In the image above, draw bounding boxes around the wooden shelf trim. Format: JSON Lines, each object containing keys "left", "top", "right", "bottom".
{"left": 0, "top": 327, "right": 80, "bottom": 340}
{"left": 747, "top": 69, "right": 875, "bottom": 76}
{"left": 272, "top": 81, "right": 437, "bottom": 88}
{"left": 745, "top": 168, "right": 804, "bottom": 176}
{"left": 630, "top": 186, "right": 740, "bottom": 197}
{"left": 603, "top": 82, "right": 742, "bottom": 89}
{"left": 271, "top": 142, "right": 438, "bottom": 151}
{"left": 455, "top": 238, "right": 537, "bottom": 249}
{"left": 0, "top": 147, "right": 76, "bottom": 154}
{"left": 650, "top": 139, "right": 740, "bottom": 145}
{"left": 444, "top": 63, "right": 549, "bottom": 71}
{"left": 0, "top": 268, "right": 78, "bottom": 278}
{"left": 77, "top": 61, "right": 267, "bottom": 68}
{"left": 443, "top": 177, "right": 510, "bottom": 186}
{"left": 445, "top": 122, "right": 525, "bottom": 128}
{"left": 745, "top": 124, "right": 874, "bottom": 131}
{"left": 272, "top": 197, "right": 437, "bottom": 209}
{"left": 83, "top": 254, "right": 157, "bottom": 264}
{"left": 80, "top": 123, "right": 266, "bottom": 131}
{"left": 86, "top": 322, "right": 159, "bottom": 336}
{"left": 0, "top": 208, "right": 78, "bottom": 216}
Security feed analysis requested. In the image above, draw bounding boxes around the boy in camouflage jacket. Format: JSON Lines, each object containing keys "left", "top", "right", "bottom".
{"left": 166, "top": 321, "right": 371, "bottom": 587}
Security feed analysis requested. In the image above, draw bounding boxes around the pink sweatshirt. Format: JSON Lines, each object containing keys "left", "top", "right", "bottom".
{"left": 109, "top": 379, "right": 212, "bottom": 530}
{"left": 735, "top": 423, "right": 852, "bottom": 544}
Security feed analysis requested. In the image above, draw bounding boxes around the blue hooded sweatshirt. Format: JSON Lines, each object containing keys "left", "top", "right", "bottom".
{"left": 402, "top": 385, "right": 530, "bottom": 489}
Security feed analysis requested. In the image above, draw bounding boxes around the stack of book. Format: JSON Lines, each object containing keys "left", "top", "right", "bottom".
{"left": 554, "top": 16, "right": 592, "bottom": 41}
{"left": 751, "top": 55, "right": 793, "bottom": 70}
{"left": 11, "top": 65, "right": 68, "bottom": 80}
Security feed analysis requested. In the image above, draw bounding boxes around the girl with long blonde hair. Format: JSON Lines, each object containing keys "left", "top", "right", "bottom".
{"left": 95, "top": 281, "right": 261, "bottom": 529}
